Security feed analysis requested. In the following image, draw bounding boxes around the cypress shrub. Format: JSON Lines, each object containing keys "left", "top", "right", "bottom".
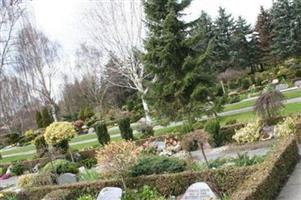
{"left": 118, "top": 117, "right": 134, "bottom": 140}
{"left": 33, "top": 135, "right": 49, "bottom": 158}
{"left": 35, "top": 111, "right": 43, "bottom": 128}
{"left": 95, "top": 122, "right": 110, "bottom": 145}
{"left": 78, "top": 107, "right": 86, "bottom": 120}
{"left": 41, "top": 108, "right": 53, "bottom": 127}
{"left": 205, "top": 119, "right": 224, "bottom": 147}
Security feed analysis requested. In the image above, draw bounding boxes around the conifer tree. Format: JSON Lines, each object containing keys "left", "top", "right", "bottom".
{"left": 144, "top": 0, "right": 216, "bottom": 119}
{"left": 271, "top": 0, "right": 295, "bottom": 60}
{"left": 41, "top": 107, "right": 53, "bottom": 127}
{"left": 35, "top": 111, "right": 43, "bottom": 128}
{"left": 212, "top": 7, "right": 235, "bottom": 72}
{"left": 255, "top": 6, "right": 273, "bottom": 65}
{"left": 292, "top": 0, "right": 301, "bottom": 56}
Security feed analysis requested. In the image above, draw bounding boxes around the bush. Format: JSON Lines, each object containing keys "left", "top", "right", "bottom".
{"left": 295, "top": 70, "right": 301, "bottom": 78}
{"left": 79, "top": 158, "right": 97, "bottom": 169}
{"left": 44, "top": 122, "right": 76, "bottom": 146}
{"left": 130, "top": 155, "right": 186, "bottom": 177}
{"left": 42, "top": 189, "right": 71, "bottom": 200}
{"left": 33, "top": 135, "right": 48, "bottom": 158}
{"left": 96, "top": 141, "right": 140, "bottom": 178}
{"left": 179, "top": 123, "right": 194, "bottom": 134}
{"left": 0, "top": 167, "right": 5, "bottom": 176}
{"left": 118, "top": 117, "right": 134, "bottom": 140}
{"left": 276, "top": 116, "right": 297, "bottom": 137}
{"left": 77, "top": 195, "right": 95, "bottom": 200}
{"left": 228, "top": 95, "right": 240, "bottom": 104}
{"left": 241, "top": 78, "right": 251, "bottom": 90}
{"left": 225, "top": 119, "right": 237, "bottom": 126}
{"left": 231, "top": 137, "right": 299, "bottom": 200}
{"left": 123, "top": 186, "right": 166, "bottom": 200}
{"left": 79, "top": 169, "right": 101, "bottom": 182}
{"left": 181, "top": 131, "right": 206, "bottom": 151}
{"left": 41, "top": 159, "right": 79, "bottom": 175}
{"left": 204, "top": 119, "right": 224, "bottom": 147}
{"left": 41, "top": 107, "right": 54, "bottom": 128}
{"left": 95, "top": 122, "right": 110, "bottom": 146}
{"left": 138, "top": 123, "right": 154, "bottom": 138}
{"left": 17, "top": 173, "right": 53, "bottom": 188}
{"left": 232, "top": 121, "right": 262, "bottom": 144}
{"left": 11, "top": 161, "right": 24, "bottom": 176}
{"left": 36, "top": 111, "right": 43, "bottom": 128}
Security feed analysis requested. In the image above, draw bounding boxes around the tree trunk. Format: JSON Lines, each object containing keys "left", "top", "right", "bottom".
{"left": 141, "top": 94, "right": 152, "bottom": 125}
{"left": 50, "top": 104, "right": 58, "bottom": 122}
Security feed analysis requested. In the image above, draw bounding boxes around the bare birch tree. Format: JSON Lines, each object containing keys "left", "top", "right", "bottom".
{"left": 14, "top": 23, "right": 61, "bottom": 121}
{"left": 0, "top": 0, "right": 24, "bottom": 76}
{"left": 85, "top": 0, "right": 153, "bottom": 124}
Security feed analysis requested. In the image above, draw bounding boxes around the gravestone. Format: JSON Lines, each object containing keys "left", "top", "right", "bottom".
{"left": 295, "top": 80, "right": 301, "bottom": 87}
{"left": 57, "top": 173, "right": 77, "bottom": 185}
{"left": 272, "top": 79, "right": 279, "bottom": 85}
{"left": 275, "top": 84, "right": 288, "bottom": 91}
{"left": 97, "top": 187, "right": 122, "bottom": 200}
{"left": 181, "top": 182, "right": 218, "bottom": 200}
{"left": 88, "top": 127, "right": 95, "bottom": 134}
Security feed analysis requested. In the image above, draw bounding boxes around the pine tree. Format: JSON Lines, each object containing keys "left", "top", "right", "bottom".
{"left": 255, "top": 6, "right": 273, "bottom": 65}
{"left": 144, "top": 0, "right": 217, "bottom": 119}
{"left": 41, "top": 107, "right": 53, "bottom": 127}
{"left": 271, "top": 0, "right": 295, "bottom": 60}
{"left": 231, "top": 16, "right": 253, "bottom": 70}
{"left": 292, "top": 0, "right": 301, "bottom": 56}
{"left": 212, "top": 7, "right": 235, "bottom": 72}
{"left": 35, "top": 111, "right": 43, "bottom": 128}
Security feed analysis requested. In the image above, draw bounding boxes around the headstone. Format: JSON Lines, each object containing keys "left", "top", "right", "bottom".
{"left": 272, "top": 79, "right": 279, "bottom": 85}
{"left": 181, "top": 182, "right": 218, "bottom": 200}
{"left": 78, "top": 166, "right": 86, "bottom": 173}
{"left": 275, "top": 83, "right": 288, "bottom": 91}
{"left": 88, "top": 127, "right": 95, "bottom": 134}
{"left": 151, "top": 141, "right": 166, "bottom": 151}
{"left": 295, "top": 80, "right": 301, "bottom": 87}
{"left": 57, "top": 173, "right": 77, "bottom": 185}
{"left": 97, "top": 187, "right": 122, "bottom": 200}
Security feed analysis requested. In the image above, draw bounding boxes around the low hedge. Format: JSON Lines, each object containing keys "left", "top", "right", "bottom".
{"left": 231, "top": 136, "right": 299, "bottom": 200}
{"left": 20, "top": 166, "right": 256, "bottom": 200}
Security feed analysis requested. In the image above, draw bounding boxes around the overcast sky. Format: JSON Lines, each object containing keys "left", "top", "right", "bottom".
{"left": 31, "top": 0, "right": 273, "bottom": 56}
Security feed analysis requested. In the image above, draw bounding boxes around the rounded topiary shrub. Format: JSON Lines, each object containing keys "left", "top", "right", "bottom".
{"left": 118, "top": 117, "right": 134, "bottom": 140}
{"left": 95, "top": 122, "right": 110, "bottom": 145}
{"left": 17, "top": 173, "right": 53, "bottom": 188}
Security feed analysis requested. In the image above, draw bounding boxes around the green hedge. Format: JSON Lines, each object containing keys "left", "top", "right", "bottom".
{"left": 231, "top": 137, "right": 299, "bottom": 200}
{"left": 19, "top": 166, "right": 256, "bottom": 200}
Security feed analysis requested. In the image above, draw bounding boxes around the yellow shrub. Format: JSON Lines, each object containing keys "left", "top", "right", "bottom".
{"left": 25, "top": 129, "right": 35, "bottom": 138}
{"left": 232, "top": 121, "right": 262, "bottom": 144}
{"left": 44, "top": 122, "right": 76, "bottom": 145}
{"left": 276, "top": 117, "right": 297, "bottom": 137}
{"left": 17, "top": 173, "right": 53, "bottom": 188}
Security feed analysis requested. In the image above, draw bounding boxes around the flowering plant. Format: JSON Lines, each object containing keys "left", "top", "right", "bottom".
{"left": 232, "top": 121, "right": 262, "bottom": 144}
{"left": 44, "top": 122, "right": 76, "bottom": 145}
{"left": 276, "top": 117, "right": 297, "bottom": 137}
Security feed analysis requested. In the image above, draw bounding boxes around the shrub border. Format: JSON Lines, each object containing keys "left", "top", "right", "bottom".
{"left": 231, "top": 136, "right": 299, "bottom": 200}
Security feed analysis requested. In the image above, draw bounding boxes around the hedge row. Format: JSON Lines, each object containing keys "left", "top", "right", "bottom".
{"left": 231, "top": 136, "right": 299, "bottom": 200}
{"left": 20, "top": 166, "right": 256, "bottom": 200}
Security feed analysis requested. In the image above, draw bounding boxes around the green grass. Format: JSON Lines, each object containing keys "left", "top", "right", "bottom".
{"left": 0, "top": 154, "right": 35, "bottom": 164}
{"left": 224, "top": 89, "right": 301, "bottom": 112}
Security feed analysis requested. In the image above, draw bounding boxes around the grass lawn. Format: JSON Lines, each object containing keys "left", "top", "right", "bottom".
{"left": 224, "top": 89, "right": 301, "bottom": 112}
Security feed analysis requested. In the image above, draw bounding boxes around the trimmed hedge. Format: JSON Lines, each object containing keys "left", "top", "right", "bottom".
{"left": 231, "top": 137, "right": 299, "bottom": 200}
{"left": 20, "top": 166, "right": 256, "bottom": 200}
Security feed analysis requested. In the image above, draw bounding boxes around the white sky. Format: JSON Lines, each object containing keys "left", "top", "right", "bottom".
{"left": 31, "top": 0, "right": 273, "bottom": 56}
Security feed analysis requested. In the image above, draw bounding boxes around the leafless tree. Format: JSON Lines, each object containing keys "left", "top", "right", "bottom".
{"left": 14, "top": 23, "right": 61, "bottom": 121}
{"left": 0, "top": 0, "right": 24, "bottom": 77}
{"left": 85, "top": 0, "right": 153, "bottom": 124}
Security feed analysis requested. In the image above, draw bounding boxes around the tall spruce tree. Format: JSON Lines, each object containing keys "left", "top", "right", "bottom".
{"left": 144, "top": 0, "right": 216, "bottom": 119}
{"left": 255, "top": 6, "right": 273, "bottom": 65}
{"left": 271, "top": 0, "right": 295, "bottom": 60}
{"left": 41, "top": 107, "right": 53, "bottom": 127}
{"left": 212, "top": 7, "right": 235, "bottom": 72}
{"left": 292, "top": 0, "right": 301, "bottom": 56}
{"left": 231, "top": 16, "right": 253, "bottom": 70}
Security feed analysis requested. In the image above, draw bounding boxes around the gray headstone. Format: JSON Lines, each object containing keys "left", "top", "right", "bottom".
{"left": 295, "top": 80, "right": 301, "bottom": 87}
{"left": 275, "top": 83, "right": 288, "bottom": 91}
{"left": 151, "top": 141, "right": 166, "bottom": 151}
{"left": 57, "top": 173, "right": 77, "bottom": 185}
{"left": 88, "top": 127, "right": 95, "bottom": 134}
{"left": 181, "top": 182, "right": 218, "bottom": 200}
{"left": 97, "top": 187, "right": 122, "bottom": 200}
